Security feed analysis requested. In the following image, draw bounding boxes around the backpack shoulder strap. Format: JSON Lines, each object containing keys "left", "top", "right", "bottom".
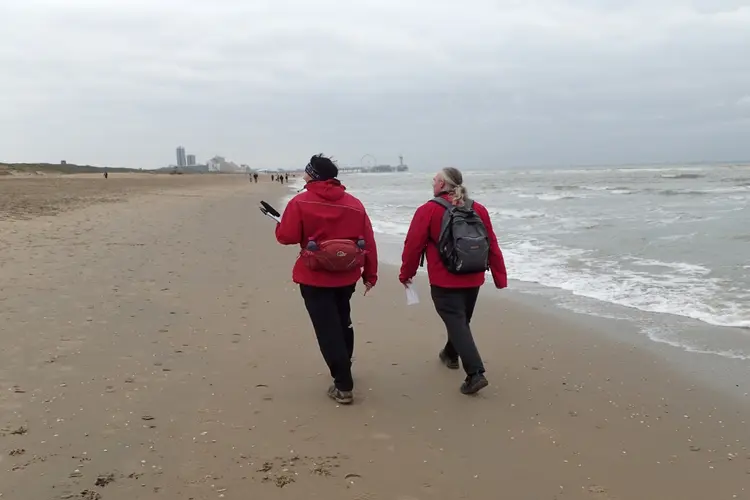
{"left": 420, "top": 197, "right": 452, "bottom": 268}
{"left": 429, "top": 196, "right": 452, "bottom": 210}
{"left": 430, "top": 196, "right": 454, "bottom": 236}
{"left": 432, "top": 197, "right": 475, "bottom": 212}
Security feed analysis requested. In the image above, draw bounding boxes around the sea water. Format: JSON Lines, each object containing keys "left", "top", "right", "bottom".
{"left": 286, "top": 163, "right": 750, "bottom": 362}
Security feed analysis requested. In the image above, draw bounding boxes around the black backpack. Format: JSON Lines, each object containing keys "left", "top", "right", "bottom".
{"left": 421, "top": 197, "right": 490, "bottom": 274}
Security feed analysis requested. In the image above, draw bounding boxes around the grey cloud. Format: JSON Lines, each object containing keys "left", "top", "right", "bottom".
{"left": 1, "top": 0, "right": 749, "bottom": 169}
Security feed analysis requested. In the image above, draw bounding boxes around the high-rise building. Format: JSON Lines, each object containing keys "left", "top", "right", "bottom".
{"left": 187, "top": 154, "right": 196, "bottom": 166}
{"left": 176, "top": 146, "right": 187, "bottom": 168}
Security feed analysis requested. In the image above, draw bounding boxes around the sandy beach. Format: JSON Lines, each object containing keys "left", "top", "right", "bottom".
{"left": 1, "top": 175, "right": 748, "bottom": 500}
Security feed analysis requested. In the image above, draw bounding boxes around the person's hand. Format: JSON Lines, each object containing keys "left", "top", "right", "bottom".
{"left": 363, "top": 282, "right": 374, "bottom": 296}
{"left": 401, "top": 279, "right": 412, "bottom": 288}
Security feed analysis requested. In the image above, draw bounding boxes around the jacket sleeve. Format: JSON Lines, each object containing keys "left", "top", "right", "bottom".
{"left": 478, "top": 206, "right": 508, "bottom": 289}
{"left": 362, "top": 210, "right": 378, "bottom": 285}
{"left": 274, "top": 198, "right": 302, "bottom": 245}
{"left": 399, "top": 203, "right": 431, "bottom": 283}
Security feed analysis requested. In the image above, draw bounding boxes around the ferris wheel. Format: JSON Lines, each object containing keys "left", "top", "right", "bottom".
{"left": 360, "top": 154, "right": 377, "bottom": 168}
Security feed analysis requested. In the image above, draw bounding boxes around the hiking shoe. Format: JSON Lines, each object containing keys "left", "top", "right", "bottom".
{"left": 460, "top": 374, "right": 489, "bottom": 395}
{"left": 439, "top": 349, "right": 460, "bottom": 370}
{"left": 327, "top": 385, "right": 353, "bottom": 405}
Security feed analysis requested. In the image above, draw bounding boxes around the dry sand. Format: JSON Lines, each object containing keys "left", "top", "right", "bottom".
{"left": 0, "top": 173, "right": 245, "bottom": 221}
{"left": 0, "top": 176, "right": 748, "bottom": 500}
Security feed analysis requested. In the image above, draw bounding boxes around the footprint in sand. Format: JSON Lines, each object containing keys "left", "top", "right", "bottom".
{"left": 370, "top": 432, "right": 396, "bottom": 452}
{"left": 533, "top": 425, "right": 561, "bottom": 443}
{"left": 588, "top": 485, "right": 614, "bottom": 499}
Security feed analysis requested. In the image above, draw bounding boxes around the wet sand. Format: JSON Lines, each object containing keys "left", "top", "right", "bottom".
{"left": 0, "top": 176, "right": 748, "bottom": 499}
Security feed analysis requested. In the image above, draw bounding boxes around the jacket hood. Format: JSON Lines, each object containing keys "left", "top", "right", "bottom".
{"left": 305, "top": 179, "right": 347, "bottom": 201}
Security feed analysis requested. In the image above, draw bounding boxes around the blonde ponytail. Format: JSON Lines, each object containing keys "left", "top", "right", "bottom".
{"left": 440, "top": 167, "right": 467, "bottom": 206}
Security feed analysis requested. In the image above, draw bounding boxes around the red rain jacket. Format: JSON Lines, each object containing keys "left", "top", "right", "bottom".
{"left": 399, "top": 194, "right": 507, "bottom": 289}
{"left": 275, "top": 179, "right": 378, "bottom": 288}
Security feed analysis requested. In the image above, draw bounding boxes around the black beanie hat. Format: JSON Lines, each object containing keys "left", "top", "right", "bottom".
{"left": 305, "top": 154, "right": 338, "bottom": 181}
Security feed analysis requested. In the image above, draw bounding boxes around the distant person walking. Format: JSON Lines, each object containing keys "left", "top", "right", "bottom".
{"left": 275, "top": 154, "right": 378, "bottom": 404}
{"left": 254, "top": 173, "right": 258, "bottom": 183}
{"left": 399, "top": 167, "right": 507, "bottom": 395}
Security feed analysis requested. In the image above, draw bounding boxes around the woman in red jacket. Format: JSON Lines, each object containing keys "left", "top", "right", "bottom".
{"left": 276, "top": 154, "right": 378, "bottom": 405}
{"left": 399, "top": 167, "right": 507, "bottom": 395}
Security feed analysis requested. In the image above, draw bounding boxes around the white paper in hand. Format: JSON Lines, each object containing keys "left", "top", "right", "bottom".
{"left": 405, "top": 283, "right": 420, "bottom": 306}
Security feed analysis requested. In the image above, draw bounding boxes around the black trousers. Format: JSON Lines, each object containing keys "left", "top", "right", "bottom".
{"left": 430, "top": 285, "right": 485, "bottom": 376}
{"left": 300, "top": 283, "right": 356, "bottom": 391}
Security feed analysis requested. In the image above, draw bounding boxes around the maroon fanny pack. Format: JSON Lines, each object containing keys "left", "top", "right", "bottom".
{"left": 301, "top": 238, "right": 367, "bottom": 273}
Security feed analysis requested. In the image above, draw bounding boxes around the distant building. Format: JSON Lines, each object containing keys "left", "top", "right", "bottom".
{"left": 207, "top": 155, "right": 241, "bottom": 173}
{"left": 183, "top": 164, "right": 209, "bottom": 173}
{"left": 396, "top": 155, "right": 409, "bottom": 172}
{"left": 207, "top": 156, "right": 222, "bottom": 172}
{"left": 176, "top": 146, "right": 187, "bottom": 168}
{"left": 187, "top": 154, "right": 196, "bottom": 166}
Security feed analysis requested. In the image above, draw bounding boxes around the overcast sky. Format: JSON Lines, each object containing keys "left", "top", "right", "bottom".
{"left": 1, "top": 0, "right": 749, "bottom": 170}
